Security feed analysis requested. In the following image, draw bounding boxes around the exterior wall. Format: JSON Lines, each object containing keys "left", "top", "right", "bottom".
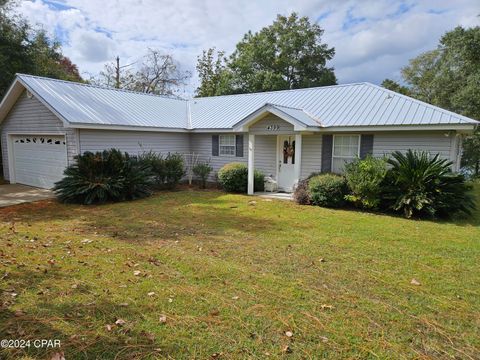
{"left": 249, "top": 114, "right": 294, "bottom": 134}
{"left": 255, "top": 135, "right": 276, "bottom": 177}
{"left": 78, "top": 129, "right": 190, "bottom": 155}
{"left": 372, "top": 131, "right": 454, "bottom": 161}
{"left": 1, "top": 91, "right": 77, "bottom": 181}
{"left": 190, "top": 133, "right": 247, "bottom": 180}
{"left": 301, "top": 134, "right": 322, "bottom": 178}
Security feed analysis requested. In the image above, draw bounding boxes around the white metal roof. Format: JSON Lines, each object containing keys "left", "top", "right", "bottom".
{"left": 0, "top": 74, "right": 477, "bottom": 131}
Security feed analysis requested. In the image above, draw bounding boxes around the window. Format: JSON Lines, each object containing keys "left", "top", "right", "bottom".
{"left": 332, "top": 135, "right": 360, "bottom": 173}
{"left": 219, "top": 134, "right": 236, "bottom": 156}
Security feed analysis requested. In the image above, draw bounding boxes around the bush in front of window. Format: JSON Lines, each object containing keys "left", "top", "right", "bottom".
{"left": 218, "top": 162, "right": 264, "bottom": 193}
{"left": 54, "top": 149, "right": 153, "bottom": 205}
{"left": 344, "top": 155, "right": 388, "bottom": 209}
{"left": 308, "top": 174, "right": 348, "bottom": 208}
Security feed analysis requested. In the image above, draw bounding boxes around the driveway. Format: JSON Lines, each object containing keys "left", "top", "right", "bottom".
{"left": 0, "top": 184, "right": 55, "bottom": 208}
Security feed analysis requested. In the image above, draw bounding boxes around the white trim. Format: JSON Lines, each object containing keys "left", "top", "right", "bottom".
{"left": 275, "top": 135, "right": 280, "bottom": 182}
{"left": 6, "top": 131, "right": 67, "bottom": 185}
{"left": 233, "top": 104, "right": 310, "bottom": 132}
{"left": 294, "top": 134, "right": 302, "bottom": 185}
{"left": 67, "top": 123, "right": 189, "bottom": 133}
{"left": 322, "top": 124, "right": 476, "bottom": 133}
{"left": 248, "top": 134, "right": 255, "bottom": 195}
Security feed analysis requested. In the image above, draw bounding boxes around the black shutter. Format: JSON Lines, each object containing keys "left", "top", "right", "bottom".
{"left": 235, "top": 135, "right": 244, "bottom": 157}
{"left": 360, "top": 134, "right": 374, "bottom": 159}
{"left": 212, "top": 135, "right": 219, "bottom": 156}
{"left": 321, "top": 134, "right": 333, "bottom": 173}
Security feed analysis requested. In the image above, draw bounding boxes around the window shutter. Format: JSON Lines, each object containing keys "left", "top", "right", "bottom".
{"left": 235, "top": 135, "right": 244, "bottom": 157}
{"left": 360, "top": 134, "right": 374, "bottom": 159}
{"left": 212, "top": 135, "right": 219, "bottom": 156}
{"left": 321, "top": 134, "right": 333, "bottom": 173}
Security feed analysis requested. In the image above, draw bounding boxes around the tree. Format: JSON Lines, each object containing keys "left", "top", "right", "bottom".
{"left": 195, "top": 12, "right": 336, "bottom": 95}
{"left": 381, "top": 26, "right": 480, "bottom": 174}
{"left": 93, "top": 49, "right": 191, "bottom": 96}
{"left": 0, "top": 0, "right": 82, "bottom": 99}
{"left": 195, "top": 48, "right": 231, "bottom": 97}
{"left": 381, "top": 79, "right": 411, "bottom": 96}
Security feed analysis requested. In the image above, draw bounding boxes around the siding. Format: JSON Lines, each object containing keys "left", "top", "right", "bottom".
{"left": 1, "top": 91, "right": 76, "bottom": 181}
{"left": 255, "top": 135, "right": 276, "bottom": 177}
{"left": 372, "top": 132, "right": 453, "bottom": 160}
{"left": 301, "top": 134, "right": 323, "bottom": 178}
{"left": 190, "top": 133, "right": 247, "bottom": 180}
{"left": 79, "top": 129, "right": 190, "bottom": 155}
{"left": 249, "top": 114, "right": 294, "bottom": 134}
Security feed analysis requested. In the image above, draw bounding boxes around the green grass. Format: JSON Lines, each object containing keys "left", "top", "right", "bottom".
{"left": 0, "top": 187, "right": 479, "bottom": 359}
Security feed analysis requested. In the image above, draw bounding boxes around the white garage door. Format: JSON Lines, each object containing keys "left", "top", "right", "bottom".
{"left": 12, "top": 135, "right": 67, "bottom": 189}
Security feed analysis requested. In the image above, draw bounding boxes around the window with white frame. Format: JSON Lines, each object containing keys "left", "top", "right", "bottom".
{"left": 219, "top": 134, "right": 236, "bottom": 156}
{"left": 332, "top": 135, "right": 360, "bottom": 173}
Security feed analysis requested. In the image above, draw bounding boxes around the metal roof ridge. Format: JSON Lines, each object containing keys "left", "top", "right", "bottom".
{"left": 16, "top": 73, "right": 188, "bottom": 101}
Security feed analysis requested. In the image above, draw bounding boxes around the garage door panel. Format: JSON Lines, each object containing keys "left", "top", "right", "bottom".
{"left": 12, "top": 135, "right": 67, "bottom": 189}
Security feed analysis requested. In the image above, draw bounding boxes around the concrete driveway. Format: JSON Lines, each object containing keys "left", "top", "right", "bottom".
{"left": 0, "top": 184, "right": 55, "bottom": 208}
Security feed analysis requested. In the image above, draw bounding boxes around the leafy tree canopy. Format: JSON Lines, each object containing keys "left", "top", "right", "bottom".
{"left": 381, "top": 26, "right": 480, "bottom": 176}
{"left": 0, "top": 0, "right": 82, "bottom": 99}
{"left": 196, "top": 12, "right": 336, "bottom": 96}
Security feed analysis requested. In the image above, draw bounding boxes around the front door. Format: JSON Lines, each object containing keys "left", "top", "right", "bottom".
{"left": 277, "top": 135, "right": 296, "bottom": 192}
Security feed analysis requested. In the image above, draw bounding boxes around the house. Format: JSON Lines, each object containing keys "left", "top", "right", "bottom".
{"left": 0, "top": 74, "right": 478, "bottom": 193}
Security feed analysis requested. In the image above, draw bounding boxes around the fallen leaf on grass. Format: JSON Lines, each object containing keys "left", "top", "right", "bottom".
{"left": 320, "top": 304, "right": 333, "bottom": 310}
{"left": 411, "top": 278, "right": 421, "bottom": 286}
{"left": 231, "top": 296, "right": 239, "bottom": 300}
{"left": 282, "top": 345, "right": 292, "bottom": 353}
{"left": 119, "top": 303, "right": 129, "bottom": 307}
{"left": 147, "top": 292, "right": 155, "bottom": 297}
{"left": 105, "top": 324, "right": 112, "bottom": 332}
{"left": 285, "top": 331, "right": 293, "bottom": 337}
{"left": 50, "top": 352, "right": 65, "bottom": 360}
{"left": 209, "top": 309, "right": 220, "bottom": 316}
{"left": 133, "top": 270, "right": 141, "bottom": 276}
{"left": 115, "top": 319, "right": 127, "bottom": 326}
{"left": 159, "top": 314, "right": 167, "bottom": 324}
{"left": 14, "top": 310, "right": 25, "bottom": 317}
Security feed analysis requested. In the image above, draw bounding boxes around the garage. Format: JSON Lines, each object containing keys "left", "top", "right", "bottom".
{"left": 11, "top": 135, "right": 67, "bottom": 189}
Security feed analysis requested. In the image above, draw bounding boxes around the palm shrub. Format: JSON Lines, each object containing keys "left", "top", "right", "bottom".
{"left": 193, "top": 162, "right": 213, "bottom": 189}
{"left": 344, "top": 155, "right": 388, "bottom": 209}
{"left": 54, "top": 149, "right": 153, "bottom": 204}
{"left": 383, "top": 150, "right": 475, "bottom": 218}
{"left": 218, "top": 162, "right": 264, "bottom": 193}
{"left": 308, "top": 174, "right": 348, "bottom": 208}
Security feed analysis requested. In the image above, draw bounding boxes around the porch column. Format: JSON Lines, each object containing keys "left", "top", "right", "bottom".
{"left": 294, "top": 133, "right": 302, "bottom": 186}
{"left": 248, "top": 134, "right": 255, "bottom": 195}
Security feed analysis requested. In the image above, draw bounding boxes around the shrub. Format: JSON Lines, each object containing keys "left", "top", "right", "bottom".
{"left": 217, "top": 162, "right": 264, "bottom": 193}
{"left": 344, "top": 156, "right": 388, "bottom": 209}
{"left": 308, "top": 174, "right": 348, "bottom": 208}
{"left": 54, "top": 149, "right": 153, "bottom": 205}
{"left": 383, "top": 150, "right": 476, "bottom": 218}
{"left": 137, "top": 151, "right": 185, "bottom": 189}
{"left": 193, "top": 162, "right": 213, "bottom": 189}
{"left": 163, "top": 153, "right": 185, "bottom": 189}
{"left": 293, "top": 179, "right": 311, "bottom": 205}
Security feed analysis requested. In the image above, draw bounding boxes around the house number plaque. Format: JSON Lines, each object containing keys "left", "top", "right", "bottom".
{"left": 266, "top": 124, "right": 280, "bottom": 131}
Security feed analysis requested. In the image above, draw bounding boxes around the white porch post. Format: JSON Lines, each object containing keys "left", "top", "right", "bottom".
{"left": 248, "top": 134, "right": 255, "bottom": 195}
{"left": 294, "top": 133, "right": 302, "bottom": 186}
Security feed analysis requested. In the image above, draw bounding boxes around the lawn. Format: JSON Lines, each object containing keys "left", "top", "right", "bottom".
{"left": 0, "top": 187, "right": 479, "bottom": 359}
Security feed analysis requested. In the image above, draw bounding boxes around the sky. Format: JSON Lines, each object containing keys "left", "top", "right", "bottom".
{"left": 12, "top": 0, "right": 480, "bottom": 97}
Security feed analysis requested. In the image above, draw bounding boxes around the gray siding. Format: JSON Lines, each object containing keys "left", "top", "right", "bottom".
{"left": 1, "top": 92, "right": 77, "bottom": 181}
{"left": 249, "top": 114, "right": 294, "bottom": 134}
{"left": 301, "top": 134, "right": 323, "bottom": 178}
{"left": 190, "top": 133, "right": 247, "bottom": 180}
{"left": 255, "top": 135, "right": 276, "bottom": 177}
{"left": 79, "top": 129, "right": 190, "bottom": 155}
{"left": 372, "top": 132, "right": 453, "bottom": 160}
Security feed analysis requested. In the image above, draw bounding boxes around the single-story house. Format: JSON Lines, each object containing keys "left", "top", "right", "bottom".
{"left": 0, "top": 74, "right": 478, "bottom": 193}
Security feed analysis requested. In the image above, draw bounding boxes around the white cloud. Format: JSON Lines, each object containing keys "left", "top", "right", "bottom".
{"left": 13, "top": 0, "right": 480, "bottom": 96}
